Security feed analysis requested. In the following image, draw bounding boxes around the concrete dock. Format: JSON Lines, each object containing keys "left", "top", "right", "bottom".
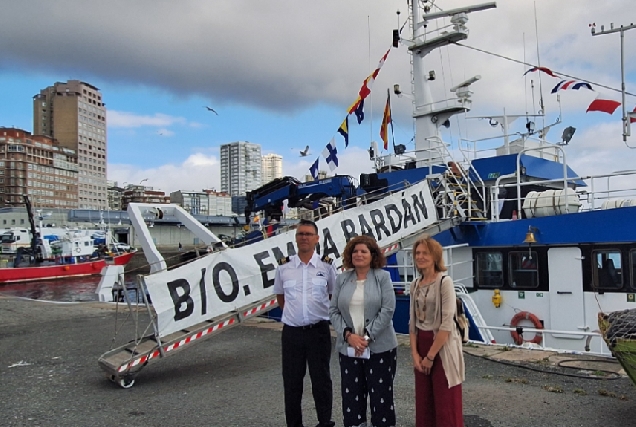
{"left": 0, "top": 297, "right": 634, "bottom": 427}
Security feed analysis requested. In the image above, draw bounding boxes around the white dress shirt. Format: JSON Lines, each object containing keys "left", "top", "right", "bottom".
{"left": 273, "top": 252, "right": 337, "bottom": 327}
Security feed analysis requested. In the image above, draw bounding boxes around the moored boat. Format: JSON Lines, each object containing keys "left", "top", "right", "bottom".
{"left": 0, "top": 196, "right": 135, "bottom": 284}
{"left": 0, "top": 251, "right": 135, "bottom": 283}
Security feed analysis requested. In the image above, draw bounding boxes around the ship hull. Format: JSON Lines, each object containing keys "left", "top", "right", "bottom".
{"left": 0, "top": 252, "right": 135, "bottom": 284}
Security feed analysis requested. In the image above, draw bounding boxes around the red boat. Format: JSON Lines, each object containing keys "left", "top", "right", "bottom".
{"left": 0, "top": 196, "right": 136, "bottom": 284}
{"left": 0, "top": 251, "right": 135, "bottom": 284}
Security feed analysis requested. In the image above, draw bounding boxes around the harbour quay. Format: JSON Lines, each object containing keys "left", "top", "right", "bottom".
{"left": 0, "top": 297, "right": 634, "bottom": 427}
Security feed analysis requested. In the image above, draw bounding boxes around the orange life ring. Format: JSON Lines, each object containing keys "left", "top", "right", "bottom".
{"left": 510, "top": 311, "right": 543, "bottom": 345}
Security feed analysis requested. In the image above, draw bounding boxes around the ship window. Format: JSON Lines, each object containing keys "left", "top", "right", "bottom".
{"left": 508, "top": 251, "right": 539, "bottom": 288}
{"left": 475, "top": 252, "right": 503, "bottom": 288}
{"left": 593, "top": 250, "right": 622, "bottom": 289}
{"left": 630, "top": 250, "right": 636, "bottom": 290}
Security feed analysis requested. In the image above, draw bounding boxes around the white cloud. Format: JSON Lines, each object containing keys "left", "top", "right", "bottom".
{"left": 108, "top": 111, "right": 187, "bottom": 128}
{"left": 109, "top": 153, "right": 220, "bottom": 194}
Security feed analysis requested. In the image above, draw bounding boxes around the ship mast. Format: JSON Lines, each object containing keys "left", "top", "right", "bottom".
{"left": 407, "top": 1, "right": 496, "bottom": 169}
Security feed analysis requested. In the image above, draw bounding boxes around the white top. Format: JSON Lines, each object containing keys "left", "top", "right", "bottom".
{"left": 349, "top": 280, "right": 365, "bottom": 335}
{"left": 273, "top": 252, "right": 337, "bottom": 327}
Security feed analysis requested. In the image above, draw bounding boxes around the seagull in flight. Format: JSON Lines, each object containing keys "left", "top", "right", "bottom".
{"left": 299, "top": 145, "right": 310, "bottom": 157}
{"left": 204, "top": 106, "right": 219, "bottom": 115}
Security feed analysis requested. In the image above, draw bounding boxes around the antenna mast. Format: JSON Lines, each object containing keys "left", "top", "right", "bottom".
{"left": 591, "top": 22, "right": 636, "bottom": 144}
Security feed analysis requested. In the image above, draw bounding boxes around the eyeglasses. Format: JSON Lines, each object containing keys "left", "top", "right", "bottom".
{"left": 296, "top": 233, "right": 317, "bottom": 237}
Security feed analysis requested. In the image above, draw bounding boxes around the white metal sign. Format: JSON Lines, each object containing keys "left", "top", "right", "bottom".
{"left": 145, "top": 180, "right": 437, "bottom": 337}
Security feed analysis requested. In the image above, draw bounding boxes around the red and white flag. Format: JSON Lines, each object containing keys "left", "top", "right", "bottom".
{"left": 347, "top": 48, "right": 392, "bottom": 114}
{"left": 586, "top": 93, "right": 621, "bottom": 115}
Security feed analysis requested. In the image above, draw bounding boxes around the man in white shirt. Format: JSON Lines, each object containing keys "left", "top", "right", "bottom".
{"left": 274, "top": 219, "right": 337, "bottom": 427}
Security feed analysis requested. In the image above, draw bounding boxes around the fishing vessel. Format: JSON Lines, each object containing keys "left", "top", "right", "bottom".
{"left": 0, "top": 196, "right": 135, "bottom": 283}
{"left": 99, "top": 0, "right": 636, "bottom": 387}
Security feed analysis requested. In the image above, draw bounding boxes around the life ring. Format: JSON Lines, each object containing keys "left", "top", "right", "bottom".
{"left": 75, "top": 248, "right": 81, "bottom": 254}
{"left": 510, "top": 311, "right": 543, "bottom": 345}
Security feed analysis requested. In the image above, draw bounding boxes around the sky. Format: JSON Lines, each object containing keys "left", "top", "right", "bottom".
{"left": 0, "top": 0, "right": 634, "bottom": 195}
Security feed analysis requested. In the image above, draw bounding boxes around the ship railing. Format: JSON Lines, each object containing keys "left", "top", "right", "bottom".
{"left": 576, "top": 170, "right": 636, "bottom": 211}
{"left": 491, "top": 169, "right": 636, "bottom": 221}
{"left": 269, "top": 178, "right": 429, "bottom": 235}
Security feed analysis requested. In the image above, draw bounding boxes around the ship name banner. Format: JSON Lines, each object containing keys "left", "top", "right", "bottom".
{"left": 145, "top": 180, "right": 437, "bottom": 337}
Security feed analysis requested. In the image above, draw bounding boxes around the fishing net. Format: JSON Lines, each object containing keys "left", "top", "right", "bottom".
{"left": 599, "top": 309, "right": 636, "bottom": 386}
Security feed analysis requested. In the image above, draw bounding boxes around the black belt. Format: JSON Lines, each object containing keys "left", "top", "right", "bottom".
{"left": 286, "top": 320, "right": 329, "bottom": 330}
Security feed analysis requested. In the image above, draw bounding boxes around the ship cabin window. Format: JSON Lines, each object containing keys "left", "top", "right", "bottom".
{"left": 508, "top": 251, "right": 539, "bottom": 288}
{"left": 631, "top": 250, "right": 636, "bottom": 289}
{"left": 594, "top": 250, "right": 622, "bottom": 289}
{"left": 475, "top": 252, "right": 504, "bottom": 288}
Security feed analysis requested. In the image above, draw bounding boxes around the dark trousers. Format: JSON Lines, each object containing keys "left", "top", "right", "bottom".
{"left": 282, "top": 321, "right": 335, "bottom": 427}
{"left": 339, "top": 348, "right": 397, "bottom": 427}
{"left": 415, "top": 330, "right": 463, "bottom": 427}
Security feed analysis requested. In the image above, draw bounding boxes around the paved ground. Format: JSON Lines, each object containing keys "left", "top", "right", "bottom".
{"left": 1, "top": 297, "right": 635, "bottom": 427}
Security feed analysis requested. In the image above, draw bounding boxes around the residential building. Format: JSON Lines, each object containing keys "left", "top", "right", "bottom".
{"left": 0, "top": 127, "right": 78, "bottom": 208}
{"left": 220, "top": 141, "right": 262, "bottom": 197}
{"left": 261, "top": 153, "right": 283, "bottom": 185}
{"left": 107, "top": 180, "right": 124, "bottom": 211}
{"left": 33, "top": 80, "right": 108, "bottom": 210}
{"left": 121, "top": 185, "right": 169, "bottom": 210}
{"left": 170, "top": 189, "right": 232, "bottom": 216}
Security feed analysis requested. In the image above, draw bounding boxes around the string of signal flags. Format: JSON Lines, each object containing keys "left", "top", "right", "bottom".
{"left": 308, "top": 53, "right": 636, "bottom": 179}
{"left": 524, "top": 66, "right": 636, "bottom": 118}
{"left": 308, "top": 46, "right": 395, "bottom": 180}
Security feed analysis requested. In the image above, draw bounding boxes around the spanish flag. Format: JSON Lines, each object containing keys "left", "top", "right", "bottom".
{"left": 338, "top": 116, "right": 349, "bottom": 147}
{"left": 380, "top": 89, "right": 392, "bottom": 150}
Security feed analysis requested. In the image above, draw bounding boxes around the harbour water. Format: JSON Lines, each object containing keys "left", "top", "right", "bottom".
{"left": 0, "top": 274, "right": 138, "bottom": 302}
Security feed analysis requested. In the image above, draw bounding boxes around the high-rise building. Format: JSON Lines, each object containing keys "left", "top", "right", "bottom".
{"left": 261, "top": 153, "right": 283, "bottom": 185}
{"left": 0, "top": 128, "right": 78, "bottom": 208}
{"left": 33, "top": 80, "right": 107, "bottom": 210}
{"left": 220, "top": 142, "right": 262, "bottom": 213}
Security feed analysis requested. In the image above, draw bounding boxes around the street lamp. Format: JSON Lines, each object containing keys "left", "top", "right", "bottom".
{"left": 140, "top": 178, "right": 149, "bottom": 185}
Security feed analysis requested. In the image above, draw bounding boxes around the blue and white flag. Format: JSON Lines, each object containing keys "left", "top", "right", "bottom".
{"left": 309, "top": 157, "right": 319, "bottom": 180}
{"left": 322, "top": 138, "right": 339, "bottom": 172}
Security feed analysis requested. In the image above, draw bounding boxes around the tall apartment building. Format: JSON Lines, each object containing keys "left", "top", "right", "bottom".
{"left": 261, "top": 153, "right": 283, "bottom": 185}
{"left": 220, "top": 141, "right": 262, "bottom": 213}
{"left": 33, "top": 80, "right": 107, "bottom": 210}
{"left": 0, "top": 128, "right": 78, "bottom": 208}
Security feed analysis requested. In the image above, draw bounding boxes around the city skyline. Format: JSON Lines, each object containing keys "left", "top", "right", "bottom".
{"left": 0, "top": 1, "right": 634, "bottom": 196}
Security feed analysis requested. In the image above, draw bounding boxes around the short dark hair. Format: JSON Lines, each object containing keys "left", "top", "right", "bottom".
{"left": 342, "top": 235, "right": 386, "bottom": 269}
{"left": 297, "top": 219, "right": 318, "bottom": 234}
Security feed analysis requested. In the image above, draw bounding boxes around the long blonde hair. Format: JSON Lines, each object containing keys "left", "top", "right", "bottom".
{"left": 412, "top": 234, "right": 447, "bottom": 273}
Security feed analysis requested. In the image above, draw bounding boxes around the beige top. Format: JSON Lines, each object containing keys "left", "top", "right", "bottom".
{"left": 409, "top": 272, "right": 465, "bottom": 388}
{"left": 349, "top": 280, "right": 366, "bottom": 335}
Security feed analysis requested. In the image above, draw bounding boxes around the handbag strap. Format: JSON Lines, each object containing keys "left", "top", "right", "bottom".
{"left": 438, "top": 275, "right": 447, "bottom": 321}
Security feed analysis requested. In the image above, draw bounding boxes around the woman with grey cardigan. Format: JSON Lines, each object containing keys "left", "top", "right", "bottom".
{"left": 329, "top": 235, "right": 398, "bottom": 427}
